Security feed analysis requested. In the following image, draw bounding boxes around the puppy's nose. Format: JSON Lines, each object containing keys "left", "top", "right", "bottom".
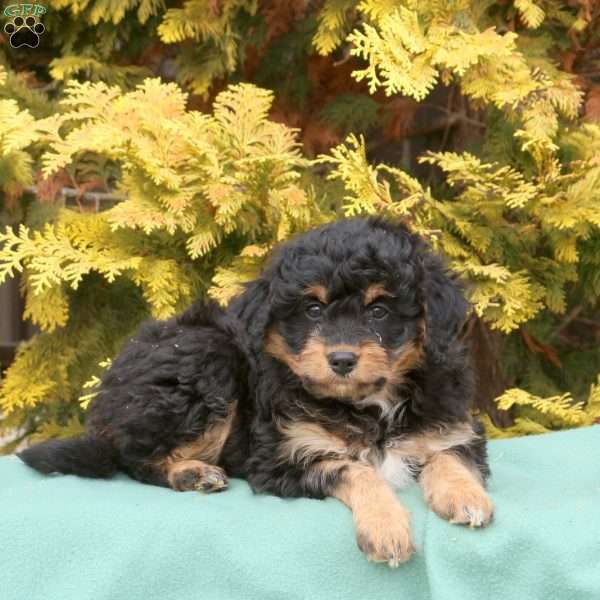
{"left": 327, "top": 351, "right": 358, "bottom": 376}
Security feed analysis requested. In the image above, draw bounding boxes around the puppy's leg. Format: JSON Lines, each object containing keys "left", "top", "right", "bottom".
{"left": 152, "top": 405, "right": 237, "bottom": 493}
{"left": 127, "top": 459, "right": 228, "bottom": 492}
{"left": 319, "top": 461, "right": 414, "bottom": 566}
{"left": 420, "top": 452, "right": 494, "bottom": 527}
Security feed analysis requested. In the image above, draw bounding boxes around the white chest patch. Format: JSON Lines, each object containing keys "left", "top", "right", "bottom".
{"left": 377, "top": 451, "right": 417, "bottom": 489}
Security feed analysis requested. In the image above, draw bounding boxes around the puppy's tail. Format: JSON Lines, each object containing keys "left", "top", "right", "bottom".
{"left": 18, "top": 435, "right": 118, "bottom": 478}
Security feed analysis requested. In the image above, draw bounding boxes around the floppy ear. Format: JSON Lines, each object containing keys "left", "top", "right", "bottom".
{"left": 228, "top": 277, "right": 272, "bottom": 356}
{"left": 421, "top": 253, "right": 470, "bottom": 363}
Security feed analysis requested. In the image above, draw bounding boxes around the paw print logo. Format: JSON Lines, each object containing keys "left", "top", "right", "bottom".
{"left": 4, "top": 15, "right": 45, "bottom": 48}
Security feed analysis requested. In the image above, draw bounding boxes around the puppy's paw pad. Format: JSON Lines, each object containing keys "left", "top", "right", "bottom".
{"left": 356, "top": 517, "right": 415, "bottom": 567}
{"left": 171, "top": 464, "right": 228, "bottom": 493}
{"left": 198, "top": 465, "right": 228, "bottom": 493}
{"left": 449, "top": 500, "right": 494, "bottom": 527}
{"left": 430, "top": 487, "right": 494, "bottom": 528}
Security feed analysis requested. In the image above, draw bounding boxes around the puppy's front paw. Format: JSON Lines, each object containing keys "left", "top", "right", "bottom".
{"left": 427, "top": 484, "right": 494, "bottom": 528}
{"left": 355, "top": 506, "right": 415, "bottom": 567}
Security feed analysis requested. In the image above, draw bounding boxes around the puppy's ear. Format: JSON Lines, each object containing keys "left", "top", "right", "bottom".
{"left": 229, "top": 278, "right": 271, "bottom": 354}
{"left": 421, "top": 253, "right": 470, "bottom": 362}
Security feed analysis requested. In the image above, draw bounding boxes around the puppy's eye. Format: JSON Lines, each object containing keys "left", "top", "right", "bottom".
{"left": 306, "top": 303, "right": 323, "bottom": 319}
{"left": 368, "top": 305, "right": 389, "bottom": 320}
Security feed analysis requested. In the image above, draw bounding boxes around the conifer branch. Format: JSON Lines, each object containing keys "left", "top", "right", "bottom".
{"left": 547, "top": 304, "right": 584, "bottom": 342}
{"left": 24, "top": 186, "right": 126, "bottom": 209}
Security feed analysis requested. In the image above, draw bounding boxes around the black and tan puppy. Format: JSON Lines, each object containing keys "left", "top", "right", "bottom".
{"left": 19, "top": 218, "right": 493, "bottom": 566}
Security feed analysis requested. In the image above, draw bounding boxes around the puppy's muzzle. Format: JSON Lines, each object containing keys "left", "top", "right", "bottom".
{"left": 327, "top": 351, "right": 358, "bottom": 376}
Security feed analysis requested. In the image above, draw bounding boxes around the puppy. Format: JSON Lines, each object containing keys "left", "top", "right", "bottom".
{"left": 19, "top": 218, "right": 493, "bottom": 566}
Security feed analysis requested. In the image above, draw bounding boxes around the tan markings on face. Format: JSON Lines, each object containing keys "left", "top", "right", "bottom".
{"left": 264, "top": 328, "right": 299, "bottom": 369}
{"left": 304, "top": 284, "right": 328, "bottom": 304}
{"left": 364, "top": 283, "right": 395, "bottom": 305}
{"left": 352, "top": 340, "right": 389, "bottom": 378}
{"left": 388, "top": 339, "right": 423, "bottom": 384}
{"left": 265, "top": 328, "right": 423, "bottom": 400}
{"left": 296, "top": 336, "right": 337, "bottom": 384}
{"left": 420, "top": 452, "right": 494, "bottom": 527}
{"left": 154, "top": 403, "right": 237, "bottom": 482}
{"left": 331, "top": 461, "right": 415, "bottom": 566}
{"left": 294, "top": 336, "right": 386, "bottom": 400}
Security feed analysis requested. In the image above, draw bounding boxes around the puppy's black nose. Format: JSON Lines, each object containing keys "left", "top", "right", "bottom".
{"left": 327, "top": 351, "right": 358, "bottom": 375}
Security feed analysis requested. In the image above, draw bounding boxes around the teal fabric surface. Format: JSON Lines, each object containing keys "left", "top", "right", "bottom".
{"left": 1, "top": 426, "right": 599, "bottom": 600}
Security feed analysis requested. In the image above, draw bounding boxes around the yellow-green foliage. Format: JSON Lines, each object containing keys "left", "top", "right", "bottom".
{"left": 158, "top": 0, "right": 258, "bottom": 96}
{"left": 318, "top": 129, "right": 600, "bottom": 333}
{"left": 48, "top": 0, "right": 165, "bottom": 25}
{"left": 0, "top": 1, "right": 598, "bottom": 445}
{"left": 0, "top": 81, "right": 324, "bottom": 446}
{"left": 313, "top": 0, "right": 356, "bottom": 55}
{"left": 315, "top": 1, "right": 582, "bottom": 171}
{"left": 79, "top": 358, "right": 112, "bottom": 409}
{"left": 0, "top": 99, "right": 37, "bottom": 198}
{"left": 43, "top": 0, "right": 259, "bottom": 95}
{"left": 1, "top": 80, "right": 320, "bottom": 312}
{"left": 483, "top": 377, "right": 600, "bottom": 438}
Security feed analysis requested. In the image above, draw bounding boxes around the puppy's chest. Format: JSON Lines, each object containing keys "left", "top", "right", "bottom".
{"left": 344, "top": 412, "right": 422, "bottom": 490}
{"left": 285, "top": 402, "right": 476, "bottom": 490}
{"left": 347, "top": 421, "right": 476, "bottom": 489}
{"left": 375, "top": 444, "right": 421, "bottom": 489}
{"left": 353, "top": 434, "right": 422, "bottom": 490}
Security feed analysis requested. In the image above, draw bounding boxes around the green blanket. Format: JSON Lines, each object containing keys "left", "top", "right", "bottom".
{"left": 1, "top": 426, "right": 598, "bottom": 600}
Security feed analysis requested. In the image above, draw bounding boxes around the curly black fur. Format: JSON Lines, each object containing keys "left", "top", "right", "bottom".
{"left": 20, "top": 302, "right": 251, "bottom": 485}
{"left": 19, "top": 217, "right": 489, "bottom": 503}
{"left": 228, "top": 218, "right": 488, "bottom": 498}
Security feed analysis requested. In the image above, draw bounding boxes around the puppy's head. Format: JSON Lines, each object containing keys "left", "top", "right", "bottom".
{"left": 232, "top": 218, "right": 469, "bottom": 404}
{"left": 260, "top": 219, "right": 431, "bottom": 402}
{"left": 265, "top": 294, "right": 424, "bottom": 402}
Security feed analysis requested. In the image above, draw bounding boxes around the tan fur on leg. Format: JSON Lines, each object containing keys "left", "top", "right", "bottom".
{"left": 420, "top": 453, "right": 493, "bottom": 527}
{"left": 154, "top": 406, "right": 236, "bottom": 492}
{"left": 330, "top": 461, "right": 414, "bottom": 567}
{"left": 164, "top": 405, "right": 237, "bottom": 466}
